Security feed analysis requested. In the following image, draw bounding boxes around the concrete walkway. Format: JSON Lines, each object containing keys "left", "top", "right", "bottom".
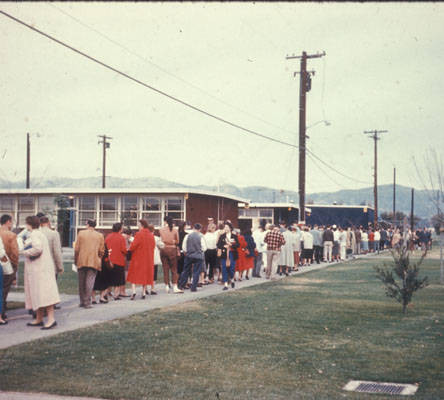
{"left": 0, "top": 393, "right": 108, "bottom": 400}
{"left": 0, "top": 253, "right": 381, "bottom": 350}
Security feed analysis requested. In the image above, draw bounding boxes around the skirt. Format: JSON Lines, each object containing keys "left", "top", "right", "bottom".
{"left": 301, "top": 248, "right": 313, "bottom": 259}
{"left": 332, "top": 241, "right": 339, "bottom": 257}
{"left": 94, "top": 266, "right": 114, "bottom": 291}
{"left": 109, "top": 265, "right": 126, "bottom": 286}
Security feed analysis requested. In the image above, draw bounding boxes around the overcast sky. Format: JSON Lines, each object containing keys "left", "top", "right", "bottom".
{"left": 0, "top": 2, "right": 443, "bottom": 194}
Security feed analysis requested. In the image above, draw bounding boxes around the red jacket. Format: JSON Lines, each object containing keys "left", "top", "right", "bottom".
{"left": 105, "top": 232, "right": 127, "bottom": 267}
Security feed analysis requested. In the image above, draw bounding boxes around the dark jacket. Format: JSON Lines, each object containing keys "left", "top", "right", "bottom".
{"left": 217, "top": 232, "right": 239, "bottom": 260}
{"left": 322, "top": 229, "right": 334, "bottom": 242}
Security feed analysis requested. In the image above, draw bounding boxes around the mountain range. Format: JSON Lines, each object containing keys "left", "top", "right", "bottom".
{"left": 0, "top": 176, "right": 436, "bottom": 220}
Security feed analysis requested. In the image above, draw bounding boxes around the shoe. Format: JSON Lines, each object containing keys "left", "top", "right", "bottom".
{"left": 119, "top": 294, "right": 130, "bottom": 297}
{"left": 245, "top": 276, "right": 249, "bottom": 280}
{"left": 165, "top": 285, "right": 170, "bottom": 294}
{"left": 130, "top": 294, "right": 136, "bottom": 301}
{"left": 231, "top": 281, "right": 235, "bottom": 288}
{"left": 150, "top": 290, "right": 157, "bottom": 295}
{"left": 114, "top": 296, "right": 122, "bottom": 301}
{"left": 0, "top": 320, "right": 8, "bottom": 325}
{"left": 54, "top": 305, "right": 61, "bottom": 310}
{"left": 173, "top": 285, "right": 184, "bottom": 294}
{"left": 223, "top": 286, "right": 228, "bottom": 291}
{"left": 141, "top": 294, "right": 146, "bottom": 300}
{"left": 92, "top": 300, "right": 98, "bottom": 305}
{"left": 84, "top": 305, "right": 92, "bottom": 309}
{"left": 191, "top": 288, "right": 197, "bottom": 292}
{"left": 99, "top": 299, "right": 108, "bottom": 304}
{"left": 41, "top": 321, "right": 57, "bottom": 330}
{"left": 27, "top": 321, "right": 44, "bottom": 327}
{"left": 197, "top": 283, "right": 203, "bottom": 288}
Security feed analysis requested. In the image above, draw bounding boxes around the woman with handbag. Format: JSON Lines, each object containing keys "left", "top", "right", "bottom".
{"left": 216, "top": 222, "right": 239, "bottom": 291}
{"left": 21, "top": 216, "right": 60, "bottom": 329}
{"left": 105, "top": 223, "right": 127, "bottom": 300}
{"left": 92, "top": 244, "right": 114, "bottom": 304}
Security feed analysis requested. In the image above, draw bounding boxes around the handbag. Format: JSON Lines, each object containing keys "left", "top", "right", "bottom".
{"left": 1, "top": 257, "right": 14, "bottom": 275}
{"left": 217, "top": 248, "right": 222, "bottom": 258}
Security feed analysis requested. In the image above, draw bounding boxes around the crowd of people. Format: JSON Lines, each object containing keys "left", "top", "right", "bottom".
{"left": 0, "top": 211, "right": 435, "bottom": 330}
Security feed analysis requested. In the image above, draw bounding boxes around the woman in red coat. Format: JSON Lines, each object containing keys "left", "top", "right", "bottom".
{"left": 127, "top": 219, "right": 155, "bottom": 300}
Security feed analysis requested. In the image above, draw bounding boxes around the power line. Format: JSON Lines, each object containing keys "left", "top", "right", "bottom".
{"left": 0, "top": 9, "right": 298, "bottom": 150}
{"left": 49, "top": 4, "right": 299, "bottom": 139}
{"left": 307, "top": 152, "right": 346, "bottom": 190}
{"left": 306, "top": 147, "right": 372, "bottom": 185}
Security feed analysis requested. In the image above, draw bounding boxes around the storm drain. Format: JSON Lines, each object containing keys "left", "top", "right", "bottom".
{"left": 343, "top": 380, "right": 418, "bottom": 395}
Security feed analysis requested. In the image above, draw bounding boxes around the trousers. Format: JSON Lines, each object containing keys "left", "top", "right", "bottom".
{"left": 220, "top": 251, "right": 236, "bottom": 283}
{"left": 323, "top": 241, "right": 333, "bottom": 261}
{"left": 160, "top": 247, "right": 178, "bottom": 285}
{"left": 313, "top": 245, "right": 323, "bottom": 263}
{"left": 253, "top": 252, "right": 263, "bottom": 276}
{"left": 266, "top": 250, "right": 280, "bottom": 278}
{"left": 78, "top": 267, "right": 97, "bottom": 307}
{"left": 2, "top": 272, "right": 15, "bottom": 318}
{"left": 179, "top": 256, "right": 203, "bottom": 291}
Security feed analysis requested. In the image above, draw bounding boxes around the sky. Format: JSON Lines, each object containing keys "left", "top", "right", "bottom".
{"left": 0, "top": 2, "right": 443, "bottom": 195}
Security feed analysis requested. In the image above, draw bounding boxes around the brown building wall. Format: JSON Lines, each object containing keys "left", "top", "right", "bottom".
{"left": 186, "top": 194, "right": 239, "bottom": 228}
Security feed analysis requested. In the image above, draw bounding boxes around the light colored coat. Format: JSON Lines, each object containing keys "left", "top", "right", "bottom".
{"left": 292, "top": 230, "right": 302, "bottom": 252}
{"left": 23, "top": 230, "right": 60, "bottom": 311}
{"left": 40, "top": 226, "right": 63, "bottom": 274}
{"left": 279, "top": 230, "right": 295, "bottom": 267}
{"left": 74, "top": 229, "right": 105, "bottom": 270}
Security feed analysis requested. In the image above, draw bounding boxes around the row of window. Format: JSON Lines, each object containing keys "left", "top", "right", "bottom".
{"left": 0, "top": 195, "right": 185, "bottom": 227}
{"left": 239, "top": 208, "right": 273, "bottom": 218}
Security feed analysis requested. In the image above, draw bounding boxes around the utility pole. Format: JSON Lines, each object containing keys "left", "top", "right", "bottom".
{"left": 410, "top": 188, "right": 415, "bottom": 232}
{"left": 286, "top": 50, "right": 326, "bottom": 223}
{"left": 98, "top": 135, "right": 112, "bottom": 189}
{"left": 364, "top": 129, "right": 388, "bottom": 228}
{"left": 393, "top": 167, "right": 396, "bottom": 226}
{"left": 26, "top": 133, "right": 30, "bottom": 189}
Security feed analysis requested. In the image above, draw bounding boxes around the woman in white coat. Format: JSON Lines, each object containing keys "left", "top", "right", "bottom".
{"left": 278, "top": 225, "right": 294, "bottom": 276}
{"left": 21, "top": 216, "right": 60, "bottom": 329}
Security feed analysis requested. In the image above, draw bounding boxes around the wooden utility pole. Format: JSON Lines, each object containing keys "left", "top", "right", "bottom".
{"left": 410, "top": 188, "right": 415, "bottom": 232}
{"left": 98, "top": 135, "right": 112, "bottom": 189}
{"left": 286, "top": 50, "right": 325, "bottom": 223}
{"left": 393, "top": 167, "right": 396, "bottom": 226}
{"left": 26, "top": 133, "right": 30, "bottom": 189}
{"left": 364, "top": 129, "right": 388, "bottom": 228}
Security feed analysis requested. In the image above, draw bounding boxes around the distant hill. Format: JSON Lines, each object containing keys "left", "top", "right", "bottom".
{"left": 0, "top": 177, "right": 435, "bottom": 220}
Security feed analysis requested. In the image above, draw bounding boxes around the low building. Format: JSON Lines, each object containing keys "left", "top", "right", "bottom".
{"left": 238, "top": 202, "right": 375, "bottom": 229}
{"left": 238, "top": 202, "right": 299, "bottom": 231}
{"left": 0, "top": 188, "right": 247, "bottom": 247}
{"left": 305, "top": 204, "right": 375, "bottom": 228}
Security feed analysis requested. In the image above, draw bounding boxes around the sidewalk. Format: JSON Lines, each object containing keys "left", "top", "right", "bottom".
{"left": 0, "top": 252, "right": 378, "bottom": 350}
{"left": 0, "top": 393, "right": 108, "bottom": 400}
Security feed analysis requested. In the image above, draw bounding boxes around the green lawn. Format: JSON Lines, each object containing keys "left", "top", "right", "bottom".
{"left": 1, "top": 252, "right": 443, "bottom": 399}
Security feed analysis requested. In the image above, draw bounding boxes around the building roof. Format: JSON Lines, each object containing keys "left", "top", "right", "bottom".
{"left": 239, "top": 202, "right": 298, "bottom": 209}
{"left": 0, "top": 187, "right": 250, "bottom": 203}
{"left": 239, "top": 202, "right": 374, "bottom": 210}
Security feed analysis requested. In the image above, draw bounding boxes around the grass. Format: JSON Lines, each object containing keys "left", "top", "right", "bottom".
{"left": 1, "top": 251, "right": 443, "bottom": 399}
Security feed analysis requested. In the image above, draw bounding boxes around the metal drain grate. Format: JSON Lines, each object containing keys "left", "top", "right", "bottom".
{"left": 343, "top": 380, "right": 418, "bottom": 396}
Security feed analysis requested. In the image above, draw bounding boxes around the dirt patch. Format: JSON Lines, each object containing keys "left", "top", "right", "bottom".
{"left": 291, "top": 277, "right": 326, "bottom": 284}
{"left": 158, "top": 301, "right": 206, "bottom": 313}
{"left": 280, "top": 284, "right": 317, "bottom": 292}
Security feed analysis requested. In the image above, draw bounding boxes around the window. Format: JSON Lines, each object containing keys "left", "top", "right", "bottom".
{"left": 99, "top": 197, "right": 118, "bottom": 226}
{"left": 122, "top": 196, "right": 138, "bottom": 227}
{"left": 259, "top": 209, "right": 273, "bottom": 218}
{"left": 38, "top": 196, "right": 56, "bottom": 215}
{"left": 79, "top": 196, "right": 96, "bottom": 225}
{"left": 18, "top": 196, "right": 35, "bottom": 225}
{"left": 0, "top": 197, "right": 15, "bottom": 222}
{"left": 245, "top": 209, "right": 259, "bottom": 217}
{"left": 141, "top": 197, "right": 161, "bottom": 227}
{"left": 165, "top": 198, "right": 184, "bottom": 223}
